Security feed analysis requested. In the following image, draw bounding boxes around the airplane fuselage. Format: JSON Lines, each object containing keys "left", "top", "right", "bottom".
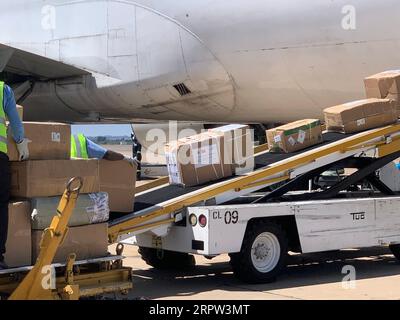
{"left": 1, "top": 0, "right": 400, "bottom": 123}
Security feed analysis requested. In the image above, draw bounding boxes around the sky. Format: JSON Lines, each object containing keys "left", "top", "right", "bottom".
{"left": 72, "top": 124, "right": 132, "bottom": 136}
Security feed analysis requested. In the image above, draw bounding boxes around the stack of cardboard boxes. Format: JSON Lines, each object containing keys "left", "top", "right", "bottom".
{"left": 265, "top": 99, "right": 398, "bottom": 154}
{"left": 165, "top": 70, "right": 400, "bottom": 189}
{"left": 5, "top": 115, "right": 111, "bottom": 266}
{"left": 322, "top": 71, "right": 400, "bottom": 134}
{"left": 4, "top": 108, "right": 137, "bottom": 267}
{"left": 265, "top": 71, "right": 400, "bottom": 153}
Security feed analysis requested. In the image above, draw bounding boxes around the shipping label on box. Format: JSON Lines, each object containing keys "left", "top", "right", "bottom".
{"left": 51, "top": 131, "right": 61, "bottom": 142}
{"left": 166, "top": 152, "right": 183, "bottom": 185}
{"left": 192, "top": 142, "right": 220, "bottom": 168}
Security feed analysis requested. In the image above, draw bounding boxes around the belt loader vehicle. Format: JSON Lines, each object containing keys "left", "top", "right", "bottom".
{"left": 110, "top": 124, "right": 400, "bottom": 284}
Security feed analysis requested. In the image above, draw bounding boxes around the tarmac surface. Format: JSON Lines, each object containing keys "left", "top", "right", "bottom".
{"left": 110, "top": 245, "right": 400, "bottom": 300}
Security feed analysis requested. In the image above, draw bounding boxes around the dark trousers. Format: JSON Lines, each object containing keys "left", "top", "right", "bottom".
{"left": 0, "top": 153, "right": 10, "bottom": 262}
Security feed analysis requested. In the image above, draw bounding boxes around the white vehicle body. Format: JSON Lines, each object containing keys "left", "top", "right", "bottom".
{"left": 1, "top": 0, "right": 400, "bottom": 123}
{"left": 134, "top": 196, "right": 400, "bottom": 256}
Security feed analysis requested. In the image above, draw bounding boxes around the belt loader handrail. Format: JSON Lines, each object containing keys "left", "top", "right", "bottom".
{"left": 108, "top": 123, "right": 400, "bottom": 243}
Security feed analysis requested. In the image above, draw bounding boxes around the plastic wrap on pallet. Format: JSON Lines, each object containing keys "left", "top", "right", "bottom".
{"left": 31, "top": 192, "right": 110, "bottom": 230}
{"left": 87, "top": 192, "right": 110, "bottom": 224}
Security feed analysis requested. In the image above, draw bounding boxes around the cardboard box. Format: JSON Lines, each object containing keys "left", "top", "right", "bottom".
{"left": 209, "top": 124, "right": 255, "bottom": 174}
{"left": 99, "top": 160, "right": 136, "bottom": 213}
{"left": 31, "top": 193, "right": 110, "bottom": 230}
{"left": 364, "top": 70, "right": 400, "bottom": 103}
{"left": 267, "top": 119, "right": 323, "bottom": 153}
{"left": 324, "top": 98, "right": 398, "bottom": 134}
{"left": 11, "top": 159, "right": 100, "bottom": 198}
{"left": 32, "top": 223, "right": 109, "bottom": 264}
{"left": 165, "top": 131, "right": 233, "bottom": 187}
{"left": 7, "top": 122, "right": 71, "bottom": 162}
{"left": 4, "top": 202, "right": 32, "bottom": 267}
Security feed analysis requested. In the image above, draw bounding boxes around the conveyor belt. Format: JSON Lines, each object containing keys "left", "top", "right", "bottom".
{"left": 132, "top": 132, "right": 348, "bottom": 213}
{"left": 133, "top": 177, "right": 235, "bottom": 213}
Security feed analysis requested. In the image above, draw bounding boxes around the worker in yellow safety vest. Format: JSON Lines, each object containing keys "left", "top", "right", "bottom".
{"left": 71, "top": 133, "right": 138, "bottom": 164}
{"left": 0, "top": 81, "right": 30, "bottom": 270}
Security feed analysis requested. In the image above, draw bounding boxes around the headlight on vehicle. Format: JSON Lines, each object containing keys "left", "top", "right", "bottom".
{"left": 189, "top": 214, "right": 198, "bottom": 226}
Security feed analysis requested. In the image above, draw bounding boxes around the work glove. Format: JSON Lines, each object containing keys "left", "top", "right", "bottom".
{"left": 124, "top": 156, "right": 139, "bottom": 167}
{"left": 16, "top": 138, "right": 31, "bottom": 161}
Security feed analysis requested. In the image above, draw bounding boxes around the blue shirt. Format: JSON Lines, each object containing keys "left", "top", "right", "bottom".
{"left": 3, "top": 85, "right": 24, "bottom": 144}
{"left": 86, "top": 137, "right": 107, "bottom": 159}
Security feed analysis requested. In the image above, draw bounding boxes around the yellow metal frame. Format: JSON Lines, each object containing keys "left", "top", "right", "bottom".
{"left": 108, "top": 124, "right": 400, "bottom": 243}
{"left": 234, "top": 174, "right": 290, "bottom": 192}
{"left": 254, "top": 143, "right": 269, "bottom": 154}
{"left": 136, "top": 177, "right": 169, "bottom": 194}
{"left": 122, "top": 218, "right": 176, "bottom": 235}
{"left": 5, "top": 177, "right": 133, "bottom": 300}
{"left": 378, "top": 136, "right": 400, "bottom": 157}
{"left": 1, "top": 267, "right": 132, "bottom": 300}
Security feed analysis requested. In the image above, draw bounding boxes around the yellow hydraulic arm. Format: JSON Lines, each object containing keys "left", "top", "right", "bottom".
{"left": 9, "top": 177, "right": 83, "bottom": 300}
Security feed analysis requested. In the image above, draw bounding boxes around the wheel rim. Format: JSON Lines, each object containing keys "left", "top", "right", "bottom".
{"left": 250, "top": 232, "right": 281, "bottom": 273}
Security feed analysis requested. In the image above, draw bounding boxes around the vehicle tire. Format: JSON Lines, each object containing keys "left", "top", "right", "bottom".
{"left": 138, "top": 247, "right": 196, "bottom": 270}
{"left": 389, "top": 244, "right": 400, "bottom": 261}
{"left": 230, "top": 222, "right": 288, "bottom": 284}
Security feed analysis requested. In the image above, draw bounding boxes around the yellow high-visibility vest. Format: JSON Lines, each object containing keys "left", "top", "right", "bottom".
{"left": 0, "top": 82, "right": 8, "bottom": 155}
{"left": 71, "top": 134, "right": 89, "bottom": 159}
